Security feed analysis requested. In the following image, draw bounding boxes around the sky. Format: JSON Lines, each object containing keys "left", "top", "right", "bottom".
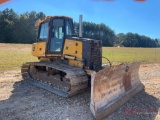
{"left": 0, "top": 0, "right": 160, "bottom": 39}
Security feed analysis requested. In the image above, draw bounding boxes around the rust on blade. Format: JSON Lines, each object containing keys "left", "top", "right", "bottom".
{"left": 123, "top": 72, "right": 131, "bottom": 92}
{"left": 90, "top": 62, "right": 144, "bottom": 120}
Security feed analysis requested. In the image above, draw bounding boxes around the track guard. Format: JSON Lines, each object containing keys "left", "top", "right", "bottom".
{"left": 90, "top": 62, "right": 144, "bottom": 120}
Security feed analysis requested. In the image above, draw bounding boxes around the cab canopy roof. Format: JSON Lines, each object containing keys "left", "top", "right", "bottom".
{"left": 35, "top": 16, "right": 73, "bottom": 28}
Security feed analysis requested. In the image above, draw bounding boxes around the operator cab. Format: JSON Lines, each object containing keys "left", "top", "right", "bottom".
{"left": 37, "top": 16, "right": 74, "bottom": 54}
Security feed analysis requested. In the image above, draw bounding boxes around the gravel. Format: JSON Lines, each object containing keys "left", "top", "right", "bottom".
{"left": 0, "top": 64, "right": 160, "bottom": 120}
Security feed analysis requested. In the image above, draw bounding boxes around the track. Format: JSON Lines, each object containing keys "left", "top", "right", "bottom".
{"left": 0, "top": 64, "right": 160, "bottom": 120}
{"left": 21, "top": 62, "right": 88, "bottom": 97}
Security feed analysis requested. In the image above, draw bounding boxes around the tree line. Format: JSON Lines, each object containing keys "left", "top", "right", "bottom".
{"left": 0, "top": 8, "right": 45, "bottom": 43}
{"left": 115, "top": 33, "right": 160, "bottom": 47}
{"left": 74, "top": 22, "right": 116, "bottom": 46}
{"left": 74, "top": 22, "right": 159, "bottom": 47}
{"left": 0, "top": 8, "right": 159, "bottom": 47}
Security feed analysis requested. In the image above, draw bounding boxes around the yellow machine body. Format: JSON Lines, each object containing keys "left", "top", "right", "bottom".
{"left": 32, "top": 42, "right": 46, "bottom": 57}
{"left": 63, "top": 39, "right": 82, "bottom": 59}
{"left": 21, "top": 16, "right": 144, "bottom": 120}
{"left": 32, "top": 39, "right": 83, "bottom": 68}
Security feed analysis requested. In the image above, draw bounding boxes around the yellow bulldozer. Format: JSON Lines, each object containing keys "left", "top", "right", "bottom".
{"left": 21, "top": 15, "right": 144, "bottom": 119}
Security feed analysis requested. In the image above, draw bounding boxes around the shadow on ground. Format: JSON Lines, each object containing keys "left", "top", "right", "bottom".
{"left": 0, "top": 79, "right": 159, "bottom": 120}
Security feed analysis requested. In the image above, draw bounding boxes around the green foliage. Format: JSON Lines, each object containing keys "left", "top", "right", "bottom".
{"left": 0, "top": 8, "right": 159, "bottom": 47}
{"left": 74, "top": 22, "right": 116, "bottom": 46}
{"left": 116, "top": 32, "right": 159, "bottom": 48}
{"left": 0, "top": 8, "right": 45, "bottom": 43}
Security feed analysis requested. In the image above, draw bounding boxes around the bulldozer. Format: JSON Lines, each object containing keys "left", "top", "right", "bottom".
{"left": 21, "top": 15, "right": 144, "bottom": 119}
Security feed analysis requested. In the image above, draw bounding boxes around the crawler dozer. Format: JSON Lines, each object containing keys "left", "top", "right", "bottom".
{"left": 21, "top": 15, "right": 144, "bottom": 119}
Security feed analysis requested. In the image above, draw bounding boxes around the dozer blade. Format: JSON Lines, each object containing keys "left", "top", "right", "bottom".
{"left": 90, "top": 62, "right": 144, "bottom": 120}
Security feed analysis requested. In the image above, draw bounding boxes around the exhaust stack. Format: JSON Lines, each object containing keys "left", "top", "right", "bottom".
{"left": 79, "top": 15, "right": 83, "bottom": 38}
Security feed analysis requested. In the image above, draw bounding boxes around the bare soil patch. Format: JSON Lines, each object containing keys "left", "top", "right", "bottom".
{"left": 0, "top": 64, "right": 160, "bottom": 120}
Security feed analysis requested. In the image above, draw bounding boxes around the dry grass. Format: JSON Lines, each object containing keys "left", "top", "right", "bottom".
{"left": 102, "top": 47, "right": 160, "bottom": 63}
{"left": 0, "top": 43, "right": 160, "bottom": 71}
{"left": 0, "top": 43, "right": 37, "bottom": 71}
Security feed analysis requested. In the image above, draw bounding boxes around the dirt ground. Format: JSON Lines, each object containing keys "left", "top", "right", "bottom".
{"left": 0, "top": 64, "right": 160, "bottom": 120}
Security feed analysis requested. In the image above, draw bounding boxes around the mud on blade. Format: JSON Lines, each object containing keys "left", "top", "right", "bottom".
{"left": 90, "top": 62, "right": 144, "bottom": 120}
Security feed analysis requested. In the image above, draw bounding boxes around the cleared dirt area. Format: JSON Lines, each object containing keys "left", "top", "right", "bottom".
{"left": 0, "top": 64, "right": 160, "bottom": 120}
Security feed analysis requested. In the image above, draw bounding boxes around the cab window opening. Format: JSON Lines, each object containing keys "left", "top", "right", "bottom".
{"left": 39, "top": 22, "right": 49, "bottom": 40}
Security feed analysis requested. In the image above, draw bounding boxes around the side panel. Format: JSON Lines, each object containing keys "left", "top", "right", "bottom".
{"left": 63, "top": 39, "right": 82, "bottom": 59}
{"left": 90, "top": 62, "right": 144, "bottom": 119}
{"left": 32, "top": 42, "right": 46, "bottom": 57}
